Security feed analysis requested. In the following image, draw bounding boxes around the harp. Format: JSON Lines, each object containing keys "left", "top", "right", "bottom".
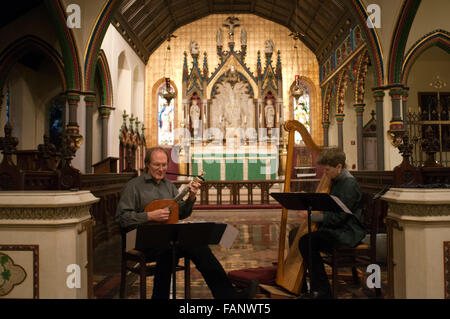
{"left": 275, "top": 120, "right": 331, "bottom": 294}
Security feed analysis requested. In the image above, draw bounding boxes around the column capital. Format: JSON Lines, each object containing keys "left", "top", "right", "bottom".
{"left": 402, "top": 87, "right": 409, "bottom": 101}
{"left": 321, "top": 121, "right": 330, "bottom": 129}
{"left": 389, "top": 88, "right": 404, "bottom": 99}
{"left": 373, "top": 89, "right": 385, "bottom": 102}
{"left": 98, "top": 105, "right": 115, "bottom": 119}
{"left": 335, "top": 113, "right": 345, "bottom": 123}
{"left": 353, "top": 103, "right": 365, "bottom": 114}
{"left": 84, "top": 91, "right": 96, "bottom": 106}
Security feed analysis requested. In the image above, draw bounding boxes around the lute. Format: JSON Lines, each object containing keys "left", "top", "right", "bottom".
{"left": 144, "top": 171, "right": 206, "bottom": 224}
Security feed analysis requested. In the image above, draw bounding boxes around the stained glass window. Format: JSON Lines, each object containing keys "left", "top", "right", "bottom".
{"left": 293, "top": 82, "right": 310, "bottom": 144}
{"left": 49, "top": 97, "right": 64, "bottom": 150}
{"left": 157, "top": 84, "right": 175, "bottom": 145}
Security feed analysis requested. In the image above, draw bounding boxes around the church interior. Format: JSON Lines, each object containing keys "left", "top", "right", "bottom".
{"left": 0, "top": 0, "right": 449, "bottom": 300}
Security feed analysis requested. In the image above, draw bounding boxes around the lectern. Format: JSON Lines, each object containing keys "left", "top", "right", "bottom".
{"left": 135, "top": 222, "right": 228, "bottom": 298}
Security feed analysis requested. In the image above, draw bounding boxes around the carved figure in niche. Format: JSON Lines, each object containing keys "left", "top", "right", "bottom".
{"left": 264, "top": 39, "right": 274, "bottom": 55}
{"left": 265, "top": 99, "right": 275, "bottom": 128}
{"left": 190, "top": 40, "right": 199, "bottom": 55}
{"left": 216, "top": 28, "right": 223, "bottom": 46}
{"left": 190, "top": 98, "right": 201, "bottom": 136}
{"left": 241, "top": 28, "right": 247, "bottom": 46}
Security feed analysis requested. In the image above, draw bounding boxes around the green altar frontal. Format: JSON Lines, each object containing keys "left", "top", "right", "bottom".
{"left": 191, "top": 149, "right": 278, "bottom": 181}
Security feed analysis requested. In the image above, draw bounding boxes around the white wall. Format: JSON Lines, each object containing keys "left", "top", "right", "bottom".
{"left": 100, "top": 24, "right": 146, "bottom": 159}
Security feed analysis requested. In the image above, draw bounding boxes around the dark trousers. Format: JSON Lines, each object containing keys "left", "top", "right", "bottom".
{"left": 145, "top": 245, "right": 236, "bottom": 299}
{"left": 298, "top": 231, "right": 338, "bottom": 295}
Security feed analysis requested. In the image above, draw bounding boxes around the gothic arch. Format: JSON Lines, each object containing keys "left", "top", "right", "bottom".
{"left": 149, "top": 78, "right": 179, "bottom": 145}
{"left": 355, "top": 50, "right": 370, "bottom": 104}
{"left": 348, "top": 0, "right": 385, "bottom": 86}
{"left": 401, "top": 30, "right": 450, "bottom": 85}
{"left": 288, "top": 76, "right": 317, "bottom": 121}
{"left": 335, "top": 69, "right": 350, "bottom": 114}
{"left": 96, "top": 49, "right": 113, "bottom": 106}
{"left": 0, "top": 35, "right": 66, "bottom": 92}
{"left": 45, "top": 0, "right": 82, "bottom": 91}
{"left": 322, "top": 82, "right": 333, "bottom": 124}
{"left": 83, "top": 0, "right": 122, "bottom": 92}
{"left": 387, "top": 0, "right": 422, "bottom": 85}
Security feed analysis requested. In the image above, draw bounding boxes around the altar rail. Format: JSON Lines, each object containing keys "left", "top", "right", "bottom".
{"left": 173, "top": 178, "right": 320, "bottom": 207}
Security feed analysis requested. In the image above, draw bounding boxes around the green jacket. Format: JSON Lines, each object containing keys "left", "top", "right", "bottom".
{"left": 320, "top": 169, "right": 366, "bottom": 248}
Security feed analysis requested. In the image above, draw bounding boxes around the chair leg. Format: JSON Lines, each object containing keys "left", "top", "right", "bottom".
{"left": 184, "top": 257, "right": 191, "bottom": 299}
{"left": 119, "top": 256, "right": 126, "bottom": 299}
{"left": 351, "top": 266, "right": 360, "bottom": 284}
{"left": 140, "top": 261, "right": 147, "bottom": 299}
{"left": 375, "top": 287, "right": 382, "bottom": 298}
{"left": 332, "top": 266, "right": 337, "bottom": 298}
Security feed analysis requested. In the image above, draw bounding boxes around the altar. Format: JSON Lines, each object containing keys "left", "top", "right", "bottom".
{"left": 190, "top": 144, "right": 278, "bottom": 180}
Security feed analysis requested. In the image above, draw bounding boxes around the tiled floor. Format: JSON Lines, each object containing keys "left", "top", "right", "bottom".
{"left": 93, "top": 209, "right": 387, "bottom": 299}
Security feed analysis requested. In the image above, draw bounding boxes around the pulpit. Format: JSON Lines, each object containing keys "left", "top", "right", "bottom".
{"left": 0, "top": 191, "right": 99, "bottom": 298}
{"left": 382, "top": 187, "right": 450, "bottom": 299}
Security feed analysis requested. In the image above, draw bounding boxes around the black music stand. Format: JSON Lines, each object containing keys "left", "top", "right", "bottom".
{"left": 270, "top": 192, "right": 352, "bottom": 296}
{"left": 135, "top": 222, "right": 228, "bottom": 299}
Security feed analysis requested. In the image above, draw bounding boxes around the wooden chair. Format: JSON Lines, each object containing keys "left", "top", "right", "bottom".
{"left": 322, "top": 192, "right": 383, "bottom": 298}
{"left": 119, "top": 230, "right": 191, "bottom": 299}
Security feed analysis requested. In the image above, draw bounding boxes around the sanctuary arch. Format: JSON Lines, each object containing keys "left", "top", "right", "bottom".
{"left": 145, "top": 15, "right": 321, "bottom": 180}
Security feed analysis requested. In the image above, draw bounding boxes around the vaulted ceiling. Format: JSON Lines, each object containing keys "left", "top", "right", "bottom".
{"left": 113, "top": 0, "right": 354, "bottom": 64}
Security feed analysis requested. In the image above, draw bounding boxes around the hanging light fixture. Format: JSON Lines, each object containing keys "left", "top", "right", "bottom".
{"left": 289, "top": 1, "right": 305, "bottom": 102}
{"left": 161, "top": 33, "right": 177, "bottom": 104}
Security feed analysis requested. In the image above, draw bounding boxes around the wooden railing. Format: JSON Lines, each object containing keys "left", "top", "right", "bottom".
{"left": 173, "top": 179, "right": 320, "bottom": 206}
{"left": 80, "top": 172, "right": 137, "bottom": 248}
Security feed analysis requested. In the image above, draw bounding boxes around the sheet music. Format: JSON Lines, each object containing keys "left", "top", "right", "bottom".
{"left": 179, "top": 221, "right": 239, "bottom": 248}
{"left": 219, "top": 224, "right": 239, "bottom": 249}
{"left": 126, "top": 229, "right": 137, "bottom": 251}
{"left": 330, "top": 195, "right": 352, "bottom": 214}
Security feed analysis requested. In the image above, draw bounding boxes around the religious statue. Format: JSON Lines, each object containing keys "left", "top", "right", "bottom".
{"left": 223, "top": 16, "right": 240, "bottom": 41}
{"left": 189, "top": 40, "right": 199, "bottom": 55}
{"left": 264, "top": 39, "right": 274, "bottom": 55}
{"left": 240, "top": 28, "right": 247, "bottom": 46}
{"left": 190, "top": 99, "right": 201, "bottom": 136}
{"left": 216, "top": 28, "right": 223, "bottom": 46}
{"left": 265, "top": 99, "right": 275, "bottom": 128}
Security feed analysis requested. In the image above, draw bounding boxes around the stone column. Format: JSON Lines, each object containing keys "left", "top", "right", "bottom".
{"left": 335, "top": 113, "right": 345, "bottom": 150}
{"left": 66, "top": 91, "right": 83, "bottom": 149}
{"left": 98, "top": 105, "right": 115, "bottom": 159}
{"left": 402, "top": 87, "right": 409, "bottom": 132}
{"left": 389, "top": 86, "right": 404, "bottom": 132}
{"left": 84, "top": 92, "right": 96, "bottom": 173}
{"left": 373, "top": 89, "right": 385, "bottom": 170}
{"left": 322, "top": 121, "right": 330, "bottom": 147}
{"left": 354, "top": 103, "right": 365, "bottom": 170}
